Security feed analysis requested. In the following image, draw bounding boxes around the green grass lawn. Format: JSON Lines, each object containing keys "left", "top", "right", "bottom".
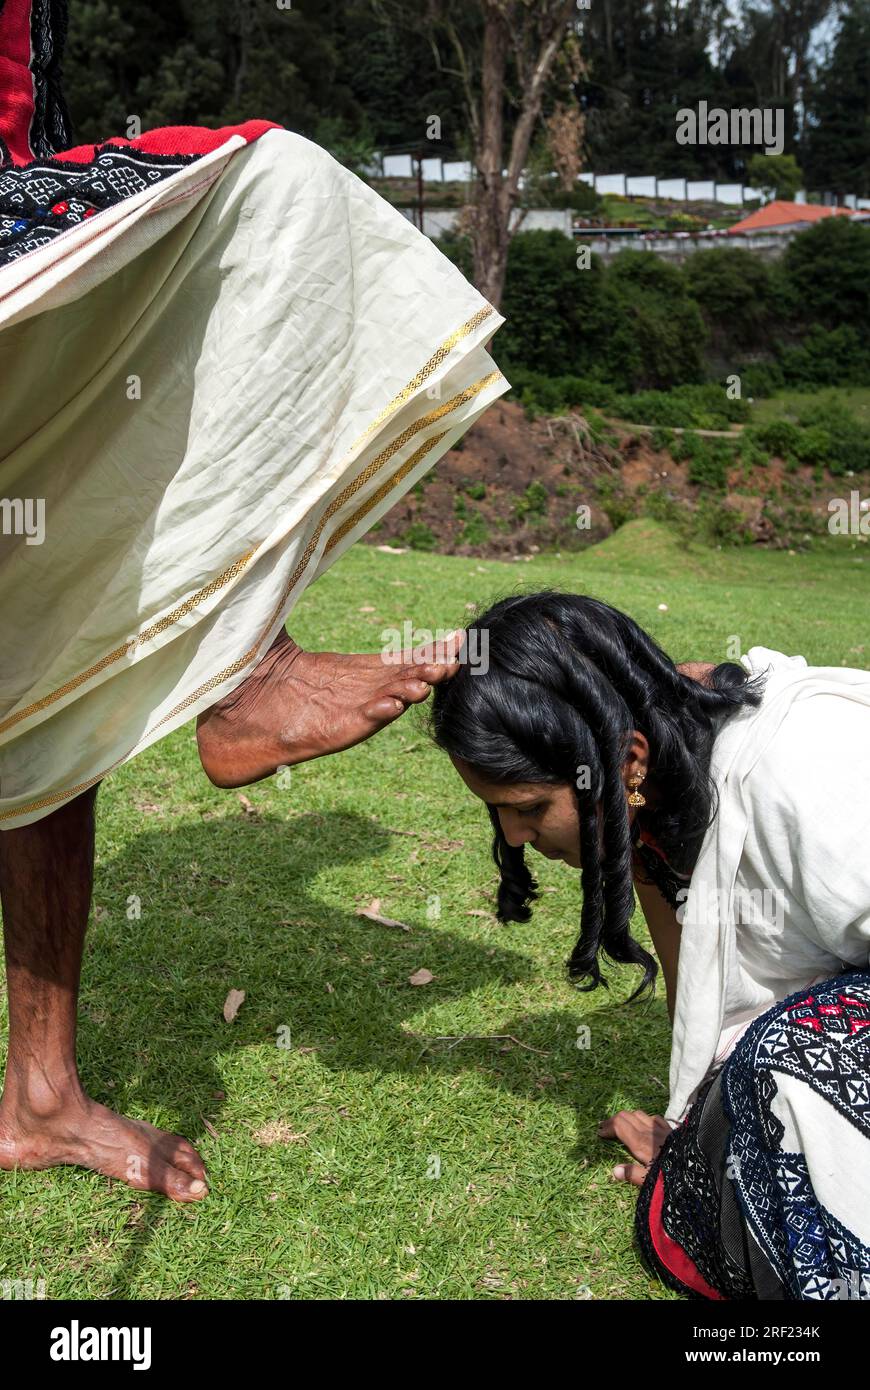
{"left": 1, "top": 518, "right": 868, "bottom": 1300}
{"left": 749, "top": 385, "right": 870, "bottom": 427}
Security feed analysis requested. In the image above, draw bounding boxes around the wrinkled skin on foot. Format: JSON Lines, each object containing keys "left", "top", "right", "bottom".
{"left": 196, "top": 629, "right": 462, "bottom": 788}
{"left": 0, "top": 1087, "right": 209, "bottom": 1202}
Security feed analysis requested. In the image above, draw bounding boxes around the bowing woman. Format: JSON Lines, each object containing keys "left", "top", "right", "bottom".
{"left": 432, "top": 591, "right": 870, "bottom": 1301}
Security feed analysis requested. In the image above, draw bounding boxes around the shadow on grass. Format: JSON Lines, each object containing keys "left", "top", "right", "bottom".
{"left": 73, "top": 808, "right": 669, "bottom": 1295}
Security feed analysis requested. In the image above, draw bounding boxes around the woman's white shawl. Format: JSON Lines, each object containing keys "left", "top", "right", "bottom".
{"left": 666, "top": 646, "right": 870, "bottom": 1124}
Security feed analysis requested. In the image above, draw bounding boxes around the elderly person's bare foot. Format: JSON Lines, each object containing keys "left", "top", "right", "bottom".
{"left": 0, "top": 1089, "right": 208, "bottom": 1201}
{"left": 196, "top": 629, "right": 462, "bottom": 788}
{"left": 0, "top": 786, "right": 209, "bottom": 1202}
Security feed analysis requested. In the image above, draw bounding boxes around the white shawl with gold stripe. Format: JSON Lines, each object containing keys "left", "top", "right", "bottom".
{"left": 0, "top": 129, "right": 508, "bottom": 826}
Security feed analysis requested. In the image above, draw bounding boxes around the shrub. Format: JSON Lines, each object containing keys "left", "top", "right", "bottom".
{"left": 596, "top": 477, "right": 637, "bottom": 530}
{"left": 513, "top": 480, "right": 549, "bottom": 519}
{"left": 781, "top": 219, "right": 870, "bottom": 341}
{"left": 402, "top": 522, "right": 437, "bottom": 551}
{"left": 738, "top": 435, "right": 770, "bottom": 470}
{"left": 694, "top": 497, "right": 754, "bottom": 546}
{"left": 794, "top": 398, "right": 870, "bottom": 472}
{"left": 684, "top": 248, "right": 777, "bottom": 351}
{"left": 747, "top": 152, "right": 803, "bottom": 201}
{"left": 738, "top": 362, "right": 784, "bottom": 399}
{"left": 611, "top": 383, "right": 748, "bottom": 430}
{"left": 497, "top": 231, "right": 611, "bottom": 378}
{"left": 649, "top": 427, "right": 675, "bottom": 452}
{"left": 670, "top": 433, "right": 691, "bottom": 462}
{"left": 603, "top": 251, "right": 707, "bottom": 390}
{"left": 507, "top": 368, "right": 618, "bottom": 417}
{"left": 778, "top": 325, "right": 870, "bottom": 388}
{"left": 644, "top": 490, "right": 684, "bottom": 527}
{"left": 792, "top": 425, "right": 833, "bottom": 466}
{"left": 460, "top": 513, "right": 489, "bottom": 546}
{"left": 684, "top": 436, "right": 735, "bottom": 492}
{"left": 748, "top": 419, "right": 802, "bottom": 458}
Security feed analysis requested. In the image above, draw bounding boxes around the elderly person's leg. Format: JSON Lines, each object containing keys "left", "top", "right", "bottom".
{"left": 197, "top": 628, "right": 460, "bottom": 788}
{"left": 0, "top": 786, "right": 208, "bottom": 1201}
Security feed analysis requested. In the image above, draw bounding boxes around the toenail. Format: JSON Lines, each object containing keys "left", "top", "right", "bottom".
{"left": 189, "top": 1179, "right": 207, "bottom": 1194}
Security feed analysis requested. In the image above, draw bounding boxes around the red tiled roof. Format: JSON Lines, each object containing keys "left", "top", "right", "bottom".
{"left": 727, "top": 200, "right": 854, "bottom": 234}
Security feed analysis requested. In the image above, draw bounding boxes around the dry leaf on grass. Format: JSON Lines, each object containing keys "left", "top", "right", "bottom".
{"left": 408, "top": 968, "right": 434, "bottom": 987}
{"left": 223, "top": 988, "right": 246, "bottom": 1023}
{"left": 201, "top": 1116, "right": 220, "bottom": 1140}
{"left": 356, "top": 899, "right": 412, "bottom": 933}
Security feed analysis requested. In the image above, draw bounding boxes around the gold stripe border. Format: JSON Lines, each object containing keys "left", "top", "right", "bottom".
{"left": 0, "top": 304, "right": 495, "bottom": 739}
{"left": 0, "top": 366, "right": 504, "bottom": 822}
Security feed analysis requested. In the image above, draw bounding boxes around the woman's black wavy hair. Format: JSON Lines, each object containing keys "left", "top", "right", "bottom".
{"left": 431, "top": 592, "right": 765, "bottom": 999}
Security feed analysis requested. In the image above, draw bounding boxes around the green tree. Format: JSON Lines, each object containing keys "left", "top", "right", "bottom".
{"left": 603, "top": 251, "right": 707, "bottom": 390}
{"left": 684, "top": 246, "right": 777, "bottom": 352}
{"left": 579, "top": 0, "right": 743, "bottom": 178}
{"left": 802, "top": 0, "right": 870, "bottom": 198}
{"left": 781, "top": 217, "right": 870, "bottom": 339}
{"left": 496, "top": 229, "right": 610, "bottom": 375}
{"left": 746, "top": 151, "right": 803, "bottom": 199}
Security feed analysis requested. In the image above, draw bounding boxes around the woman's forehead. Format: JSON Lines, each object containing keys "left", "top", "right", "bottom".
{"left": 450, "top": 757, "right": 553, "bottom": 804}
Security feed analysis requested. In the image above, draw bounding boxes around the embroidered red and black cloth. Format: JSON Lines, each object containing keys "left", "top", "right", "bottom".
{"left": 0, "top": 0, "right": 71, "bottom": 167}
{"left": 0, "top": 0, "right": 279, "bottom": 266}
{"left": 0, "top": 0, "right": 509, "bottom": 830}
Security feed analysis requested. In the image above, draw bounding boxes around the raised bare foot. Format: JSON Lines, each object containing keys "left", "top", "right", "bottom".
{"left": 196, "top": 629, "right": 462, "bottom": 788}
{"left": 0, "top": 1092, "right": 209, "bottom": 1201}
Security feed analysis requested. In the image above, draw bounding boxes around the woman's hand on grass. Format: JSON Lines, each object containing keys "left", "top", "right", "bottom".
{"left": 598, "top": 1110, "right": 671, "bottom": 1186}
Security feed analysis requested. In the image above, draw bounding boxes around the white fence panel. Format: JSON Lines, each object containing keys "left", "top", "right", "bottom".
{"left": 511, "top": 209, "right": 573, "bottom": 233}
{"left": 442, "top": 161, "right": 474, "bottom": 182}
{"left": 594, "top": 173, "right": 627, "bottom": 195}
{"left": 714, "top": 183, "right": 745, "bottom": 205}
{"left": 382, "top": 154, "right": 413, "bottom": 178}
{"left": 686, "top": 179, "right": 716, "bottom": 201}
{"left": 656, "top": 177, "right": 687, "bottom": 200}
{"left": 626, "top": 175, "right": 657, "bottom": 197}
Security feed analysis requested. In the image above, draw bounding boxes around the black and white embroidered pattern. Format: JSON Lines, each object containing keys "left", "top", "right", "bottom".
{"left": 0, "top": 0, "right": 72, "bottom": 170}
{"left": 0, "top": 145, "right": 203, "bottom": 268}
{"left": 28, "top": 0, "right": 73, "bottom": 160}
{"left": 723, "top": 972, "right": 870, "bottom": 1300}
{"left": 636, "top": 970, "right": 870, "bottom": 1301}
{"left": 635, "top": 1071, "right": 756, "bottom": 1300}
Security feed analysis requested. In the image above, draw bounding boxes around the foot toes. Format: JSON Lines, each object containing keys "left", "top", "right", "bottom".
{"left": 391, "top": 679, "right": 432, "bottom": 703}
{"left": 166, "top": 1138, "right": 207, "bottom": 1181}
{"left": 413, "top": 660, "right": 460, "bottom": 683}
{"left": 164, "top": 1168, "right": 209, "bottom": 1202}
{"left": 363, "top": 696, "right": 405, "bottom": 723}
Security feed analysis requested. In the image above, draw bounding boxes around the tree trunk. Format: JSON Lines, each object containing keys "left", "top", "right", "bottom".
{"left": 472, "top": 5, "right": 511, "bottom": 308}
{"left": 471, "top": 0, "right": 576, "bottom": 310}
